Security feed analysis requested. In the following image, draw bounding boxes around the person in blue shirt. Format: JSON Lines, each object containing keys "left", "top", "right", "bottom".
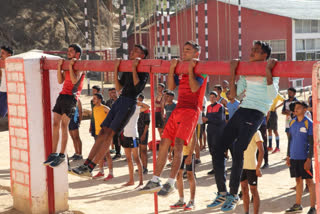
{"left": 208, "top": 41, "right": 279, "bottom": 212}
{"left": 285, "top": 101, "right": 315, "bottom": 214}
{"left": 226, "top": 90, "right": 239, "bottom": 120}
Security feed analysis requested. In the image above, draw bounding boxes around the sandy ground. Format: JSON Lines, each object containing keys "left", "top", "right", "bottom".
{"left": 0, "top": 85, "right": 315, "bottom": 214}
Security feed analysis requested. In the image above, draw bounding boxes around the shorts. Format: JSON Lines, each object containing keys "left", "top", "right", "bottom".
{"left": 52, "top": 94, "right": 77, "bottom": 119}
{"left": 226, "top": 114, "right": 229, "bottom": 121}
{"left": 241, "top": 169, "right": 258, "bottom": 186}
{"left": 290, "top": 159, "right": 313, "bottom": 179}
{"left": 285, "top": 128, "right": 290, "bottom": 133}
{"left": 267, "top": 111, "right": 278, "bottom": 130}
{"left": 139, "top": 131, "right": 149, "bottom": 145}
{"left": 162, "top": 108, "right": 199, "bottom": 146}
{"left": 69, "top": 117, "right": 80, "bottom": 130}
{"left": 155, "top": 112, "right": 164, "bottom": 128}
{"left": 180, "top": 155, "right": 195, "bottom": 171}
{"left": 101, "top": 96, "right": 136, "bottom": 133}
{"left": 120, "top": 136, "right": 139, "bottom": 148}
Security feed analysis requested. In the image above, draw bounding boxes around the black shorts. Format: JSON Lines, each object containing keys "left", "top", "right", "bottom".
{"left": 290, "top": 159, "right": 313, "bottom": 179}
{"left": 101, "top": 96, "right": 136, "bottom": 133}
{"left": 226, "top": 114, "right": 229, "bottom": 121}
{"left": 69, "top": 117, "right": 80, "bottom": 130}
{"left": 155, "top": 112, "right": 164, "bottom": 128}
{"left": 139, "top": 131, "right": 149, "bottom": 145}
{"left": 120, "top": 136, "right": 139, "bottom": 148}
{"left": 180, "top": 155, "right": 195, "bottom": 172}
{"left": 241, "top": 169, "right": 258, "bottom": 186}
{"left": 52, "top": 94, "right": 77, "bottom": 119}
{"left": 267, "top": 111, "right": 278, "bottom": 130}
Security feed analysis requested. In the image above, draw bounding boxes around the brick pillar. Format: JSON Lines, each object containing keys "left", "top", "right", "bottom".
{"left": 5, "top": 51, "right": 69, "bottom": 213}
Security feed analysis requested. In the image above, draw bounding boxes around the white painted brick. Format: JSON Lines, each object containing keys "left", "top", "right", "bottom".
{"left": 11, "top": 170, "right": 16, "bottom": 181}
{"left": 17, "top": 106, "right": 26, "bottom": 117}
{"left": 9, "top": 127, "right": 15, "bottom": 136}
{"left": 6, "top": 63, "right": 23, "bottom": 72}
{"left": 12, "top": 183, "right": 29, "bottom": 199}
{"left": 15, "top": 171, "right": 25, "bottom": 184}
{"left": 8, "top": 94, "right": 20, "bottom": 104}
{"left": 11, "top": 148, "right": 20, "bottom": 160}
{"left": 16, "top": 138, "right": 28, "bottom": 150}
{"left": 24, "top": 174, "right": 29, "bottom": 185}
{"left": 20, "top": 150, "right": 29, "bottom": 162}
{"left": 21, "top": 119, "right": 27, "bottom": 128}
{"left": 7, "top": 82, "right": 17, "bottom": 93}
{"left": 11, "top": 137, "right": 17, "bottom": 147}
{"left": 9, "top": 72, "right": 19, "bottom": 81}
{"left": 19, "top": 95, "right": 25, "bottom": 105}
{"left": 17, "top": 83, "right": 25, "bottom": 94}
{"left": 12, "top": 161, "right": 29, "bottom": 173}
{"left": 15, "top": 128, "right": 27, "bottom": 138}
{"left": 10, "top": 117, "right": 22, "bottom": 127}
{"left": 8, "top": 105, "right": 17, "bottom": 116}
{"left": 7, "top": 73, "right": 12, "bottom": 81}
{"left": 18, "top": 73, "right": 24, "bottom": 82}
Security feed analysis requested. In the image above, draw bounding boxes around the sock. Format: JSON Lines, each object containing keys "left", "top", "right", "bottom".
{"left": 276, "top": 136, "right": 280, "bottom": 148}
{"left": 84, "top": 159, "right": 91, "bottom": 166}
{"left": 88, "top": 161, "right": 96, "bottom": 172}
{"left": 268, "top": 136, "right": 272, "bottom": 148}
{"left": 151, "top": 175, "right": 160, "bottom": 182}
{"left": 167, "top": 178, "right": 175, "bottom": 186}
{"left": 179, "top": 197, "right": 184, "bottom": 203}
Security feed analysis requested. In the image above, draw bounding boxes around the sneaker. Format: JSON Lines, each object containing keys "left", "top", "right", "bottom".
{"left": 72, "top": 165, "right": 92, "bottom": 178}
{"left": 112, "top": 154, "right": 121, "bottom": 160}
{"left": 184, "top": 201, "right": 195, "bottom": 210}
{"left": 49, "top": 154, "right": 65, "bottom": 168}
{"left": 285, "top": 204, "right": 303, "bottom": 213}
{"left": 267, "top": 147, "right": 273, "bottom": 151}
{"left": 72, "top": 154, "right": 83, "bottom": 161}
{"left": 207, "top": 169, "right": 215, "bottom": 175}
{"left": 69, "top": 153, "right": 77, "bottom": 160}
{"left": 221, "top": 194, "right": 240, "bottom": 212}
{"left": 158, "top": 182, "right": 175, "bottom": 197}
{"left": 195, "top": 159, "right": 201, "bottom": 164}
{"left": 272, "top": 148, "right": 280, "bottom": 154}
{"left": 261, "top": 163, "right": 269, "bottom": 169}
{"left": 93, "top": 172, "right": 105, "bottom": 179}
{"left": 43, "top": 153, "right": 58, "bottom": 166}
{"left": 143, "top": 168, "right": 148, "bottom": 174}
{"left": 169, "top": 200, "right": 186, "bottom": 209}
{"left": 103, "top": 174, "right": 114, "bottom": 181}
{"left": 307, "top": 207, "right": 316, "bottom": 214}
{"left": 139, "top": 180, "right": 162, "bottom": 194}
{"left": 207, "top": 193, "right": 227, "bottom": 208}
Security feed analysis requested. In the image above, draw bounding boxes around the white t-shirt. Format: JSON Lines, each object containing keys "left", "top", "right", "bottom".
{"left": 0, "top": 69, "right": 6, "bottom": 92}
{"left": 243, "top": 131, "right": 263, "bottom": 170}
{"left": 123, "top": 105, "right": 141, "bottom": 138}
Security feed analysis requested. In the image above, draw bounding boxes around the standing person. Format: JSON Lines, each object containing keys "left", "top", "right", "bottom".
{"left": 163, "top": 91, "right": 176, "bottom": 124}
{"left": 226, "top": 90, "right": 240, "bottom": 120}
{"left": 214, "top": 85, "right": 228, "bottom": 108}
{"left": 259, "top": 117, "right": 269, "bottom": 169}
{"left": 0, "top": 46, "right": 13, "bottom": 118}
{"left": 170, "top": 133, "right": 197, "bottom": 210}
{"left": 285, "top": 101, "right": 316, "bottom": 214}
{"left": 69, "top": 99, "right": 83, "bottom": 160}
{"left": 43, "top": 44, "right": 85, "bottom": 168}
{"left": 308, "top": 95, "right": 312, "bottom": 118}
{"left": 220, "top": 80, "right": 229, "bottom": 100}
{"left": 139, "top": 41, "right": 207, "bottom": 196}
{"left": 155, "top": 83, "right": 165, "bottom": 136}
{"left": 121, "top": 101, "right": 149, "bottom": 187}
{"left": 90, "top": 94, "right": 112, "bottom": 180}
{"left": 71, "top": 44, "right": 149, "bottom": 177}
{"left": 202, "top": 91, "right": 226, "bottom": 175}
{"left": 208, "top": 41, "right": 279, "bottom": 212}
{"left": 89, "top": 85, "right": 102, "bottom": 138}
{"left": 195, "top": 96, "right": 207, "bottom": 163}
{"left": 267, "top": 93, "right": 285, "bottom": 151}
{"left": 281, "top": 87, "right": 297, "bottom": 154}
{"left": 137, "top": 94, "right": 150, "bottom": 174}
{"left": 240, "top": 131, "right": 264, "bottom": 214}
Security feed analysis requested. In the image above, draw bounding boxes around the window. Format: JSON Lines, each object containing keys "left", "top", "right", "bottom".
{"left": 295, "top": 39, "right": 320, "bottom": 61}
{"left": 259, "top": 40, "right": 286, "bottom": 61}
{"left": 290, "top": 78, "right": 304, "bottom": 89}
{"left": 295, "top": 20, "right": 320, "bottom": 33}
{"left": 154, "top": 45, "right": 180, "bottom": 59}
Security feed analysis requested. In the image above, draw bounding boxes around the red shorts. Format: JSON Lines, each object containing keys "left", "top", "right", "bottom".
{"left": 162, "top": 108, "right": 199, "bottom": 146}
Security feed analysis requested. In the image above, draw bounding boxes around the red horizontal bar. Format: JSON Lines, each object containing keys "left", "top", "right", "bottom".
{"left": 43, "top": 50, "right": 109, "bottom": 54}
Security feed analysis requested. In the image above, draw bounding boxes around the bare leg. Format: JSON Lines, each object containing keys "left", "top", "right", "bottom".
{"left": 241, "top": 180, "right": 250, "bottom": 214}
{"left": 132, "top": 147, "right": 143, "bottom": 187}
{"left": 250, "top": 185, "right": 260, "bottom": 214}
{"left": 139, "top": 144, "right": 148, "bottom": 169}
{"left": 59, "top": 114, "right": 70, "bottom": 154}
{"left": 123, "top": 148, "right": 134, "bottom": 186}
{"left": 69, "top": 129, "right": 82, "bottom": 155}
{"left": 295, "top": 177, "right": 303, "bottom": 205}
{"left": 105, "top": 151, "right": 113, "bottom": 175}
{"left": 169, "top": 138, "right": 184, "bottom": 179}
{"left": 187, "top": 171, "right": 196, "bottom": 201}
{"left": 203, "top": 129, "right": 207, "bottom": 150}
{"left": 176, "top": 170, "right": 184, "bottom": 199}
{"left": 52, "top": 113, "right": 62, "bottom": 153}
{"left": 195, "top": 141, "right": 200, "bottom": 160}
{"left": 306, "top": 178, "right": 316, "bottom": 207}
{"left": 154, "top": 138, "right": 172, "bottom": 176}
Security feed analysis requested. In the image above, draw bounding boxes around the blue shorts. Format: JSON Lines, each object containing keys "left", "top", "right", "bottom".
{"left": 0, "top": 92, "right": 8, "bottom": 118}
{"left": 69, "top": 117, "right": 80, "bottom": 131}
{"left": 101, "top": 96, "right": 136, "bottom": 133}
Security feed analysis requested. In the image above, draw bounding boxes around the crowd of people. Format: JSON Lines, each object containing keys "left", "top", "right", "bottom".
{"left": 0, "top": 41, "right": 315, "bottom": 213}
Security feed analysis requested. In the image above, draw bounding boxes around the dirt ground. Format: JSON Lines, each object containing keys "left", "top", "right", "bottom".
{"left": 0, "top": 84, "right": 315, "bottom": 214}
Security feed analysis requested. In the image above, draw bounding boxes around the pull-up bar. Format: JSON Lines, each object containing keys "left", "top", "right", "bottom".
{"left": 41, "top": 59, "right": 316, "bottom": 78}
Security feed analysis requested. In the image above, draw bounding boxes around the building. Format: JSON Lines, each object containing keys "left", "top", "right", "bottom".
{"left": 128, "top": 0, "right": 320, "bottom": 90}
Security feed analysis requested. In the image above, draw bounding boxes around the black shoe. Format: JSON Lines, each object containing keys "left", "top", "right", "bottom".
{"left": 261, "top": 163, "right": 269, "bottom": 169}
{"left": 307, "top": 207, "right": 316, "bottom": 214}
{"left": 207, "top": 169, "right": 215, "bottom": 175}
{"left": 71, "top": 165, "right": 92, "bottom": 178}
{"left": 43, "top": 153, "right": 58, "bottom": 166}
{"left": 143, "top": 168, "right": 148, "bottom": 174}
{"left": 158, "top": 182, "right": 175, "bottom": 197}
{"left": 112, "top": 154, "right": 121, "bottom": 160}
{"left": 195, "top": 159, "right": 201, "bottom": 164}
{"left": 49, "top": 154, "right": 65, "bottom": 168}
{"left": 238, "top": 191, "right": 243, "bottom": 199}
{"left": 73, "top": 154, "right": 83, "bottom": 161}
{"left": 69, "top": 153, "right": 77, "bottom": 160}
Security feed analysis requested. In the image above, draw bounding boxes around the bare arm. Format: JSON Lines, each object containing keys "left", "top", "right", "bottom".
{"left": 69, "top": 58, "right": 82, "bottom": 84}
{"left": 168, "top": 59, "right": 178, "bottom": 91}
{"left": 77, "top": 99, "right": 83, "bottom": 122}
{"left": 114, "top": 59, "right": 123, "bottom": 92}
{"left": 138, "top": 102, "right": 150, "bottom": 112}
{"left": 229, "top": 59, "right": 240, "bottom": 99}
{"left": 256, "top": 141, "right": 264, "bottom": 177}
{"left": 103, "top": 105, "right": 110, "bottom": 114}
{"left": 132, "top": 58, "right": 141, "bottom": 86}
{"left": 188, "top": 60, "right": 201, "bottom": 93}
{"left": 266, "top": 59, "right": 277, "bottom": 85}
{"left": 57, "top": 59, "right": 65, "bottom": 84}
